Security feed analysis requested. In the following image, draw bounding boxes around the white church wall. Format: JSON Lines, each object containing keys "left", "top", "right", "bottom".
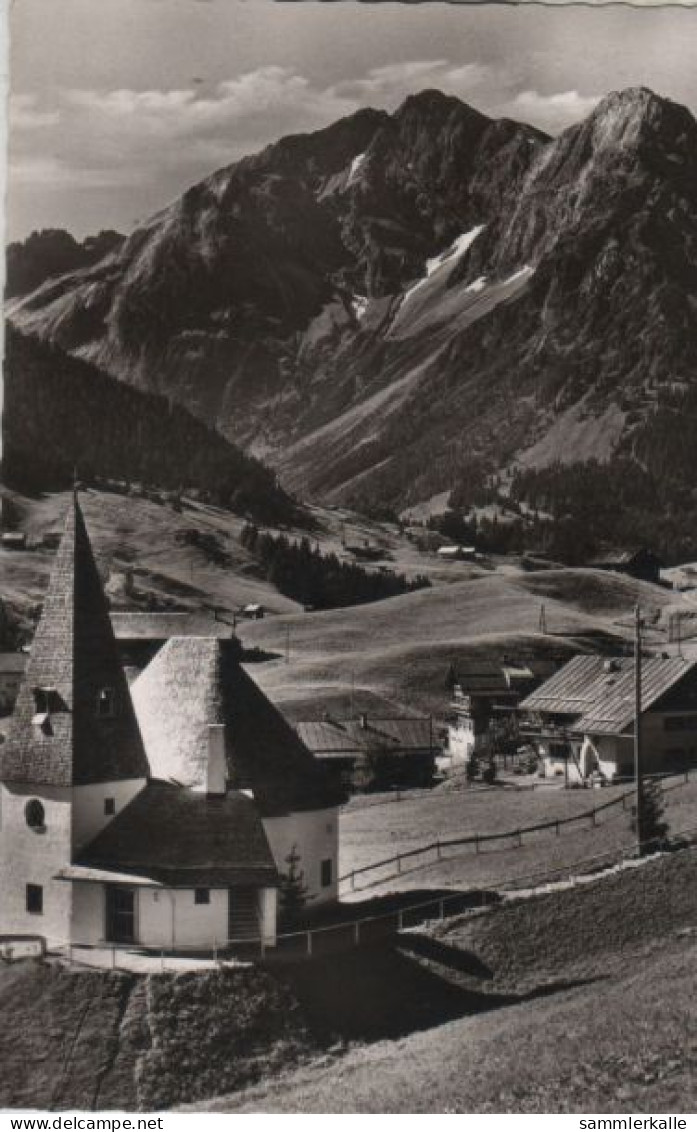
{"left": 258, "top": 887, "right": 277, "bottom": 945}
{"left": 137, "top": 887, "right": 228, "bottom": 949}
{"left": 71, "top": 881, "right": 105, "bottom": 944}
{"left": 263, "top": 807, "right": 339, "bottom": 906}
{"left": 0, "top": 782, "right": 73, "bottom": 945}
{"left": 71, "top": 777, "right": 147, "bottom": 852}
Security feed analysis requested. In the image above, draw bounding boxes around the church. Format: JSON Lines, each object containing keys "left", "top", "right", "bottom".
{"left": 0, "top": 496, "right": 343, "bottom": 953}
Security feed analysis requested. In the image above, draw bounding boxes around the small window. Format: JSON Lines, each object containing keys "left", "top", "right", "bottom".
{"left": 26, "top": 884, "right": 43, "bottom": 915}
{"left": 104, "top": 798, "right": 116, "bottom": 816}
{"left": 25, "top": 799, "right": 46, "bottom": 830}
{"left": 194, "top": 888, "right": 210, "bottom": 905}
{"left": 96, "top": 687, "right": 116, "bottom": 718}
{"left": 321, "top": 859, "right": 333, "bottom": 888}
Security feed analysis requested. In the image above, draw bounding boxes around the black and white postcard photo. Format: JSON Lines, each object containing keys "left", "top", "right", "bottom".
{"left": 1, "top": 0, "right": 696, "bottom": 1120}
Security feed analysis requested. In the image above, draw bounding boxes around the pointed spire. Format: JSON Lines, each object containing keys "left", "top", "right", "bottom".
{"left": 0, "top": 495, "right": 149, "bottom": 787}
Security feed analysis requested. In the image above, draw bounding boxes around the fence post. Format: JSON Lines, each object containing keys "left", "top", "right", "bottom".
{"left": 439, "top": 899, "right": 445, "bottom": 921}
{"left": 306, "top": 930, "right": 312, "bottom": 958}
{"left": 436, "top": 838, "right": 442, "bottom": 861}
{"left": 397, "top": 855, "right": 402, "bottom": 874}
{"left": 351, "top": 871, "right": 356, "bottom": 892}
{"left": 354, "top": 920, "right": 360, "bottom": 947}
{"left": 398, "top": 908, "right": 404, "bottom": 931}
{"left": 591, "top": 809, "right": 597, "bottom": 827}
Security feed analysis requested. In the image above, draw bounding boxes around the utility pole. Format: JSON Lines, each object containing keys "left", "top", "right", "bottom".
{"left": 539, "top": 603, "right": 547, "bottom": 635}
{"left": 634, "top": 604, "right": 643, "bottom": 853}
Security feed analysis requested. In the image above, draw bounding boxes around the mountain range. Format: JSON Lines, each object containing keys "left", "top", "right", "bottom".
{"left": 6, "top": 85, "right": 697, "bottom": 526}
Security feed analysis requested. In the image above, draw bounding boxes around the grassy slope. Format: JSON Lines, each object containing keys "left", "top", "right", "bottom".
{"left": 7, "top": 486, "right": 691, "bottom": 721}
{"left": 191, "top": 851, "right": 697, "bottom": 1114}
{"left": 242, "top": 567, "right": 685, "bottom": 720}
{"left": 0, "top": 488, "right": 486, "bottom": 634}
{"left": 339, "top": 776, "right": 697, "bottom": 893}
{"left": 0, "top": 964, "right": 318, "bottom": 1112}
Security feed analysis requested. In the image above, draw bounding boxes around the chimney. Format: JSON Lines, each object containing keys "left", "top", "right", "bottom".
{"left": 206, "top": 724, "right": 227, "bottom": 796}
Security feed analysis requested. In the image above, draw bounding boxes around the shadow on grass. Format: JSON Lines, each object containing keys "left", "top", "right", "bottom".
{"left": 305, "top": 888, "right": 502, "bottom": 929}
{"left": 280, "top": 939, "right": 596, "bottom": 1043}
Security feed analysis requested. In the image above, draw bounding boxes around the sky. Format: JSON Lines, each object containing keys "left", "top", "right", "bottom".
{"left": 6, "top": 0, "right": 697, "bottom": 240}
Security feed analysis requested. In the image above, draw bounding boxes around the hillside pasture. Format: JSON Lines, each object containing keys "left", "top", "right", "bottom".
{"left": 191, "top": 850, "right": 697, "bottom": 1113}
{"left": 339, "top": 776, "right": 697, "bottom": 896}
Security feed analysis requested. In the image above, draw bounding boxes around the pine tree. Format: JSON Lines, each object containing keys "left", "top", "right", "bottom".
{"left": 632, "top": 778, "right": 669, "bottom": 854}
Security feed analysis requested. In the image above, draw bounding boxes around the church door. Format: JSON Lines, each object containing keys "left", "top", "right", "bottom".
{"left": 105, "top": 886, "right": 136, "bottom": 943}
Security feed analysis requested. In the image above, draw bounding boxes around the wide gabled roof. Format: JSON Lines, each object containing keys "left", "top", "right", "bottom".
{"left": 520, "top": 654, "right": 697, "bottom": 735}
{"left": 297, "top": 717, "right": 434, "bottom": 757}
{"left": 0, "top": 496, "right": 149, "bottom": 787}
{"left": 111, "top": 612, "right": 234, "bottom": 641}
{"left": 77, "top": 780, "right": 278, "bottom": 888}
{"left": 132, "top": 637, "right": 343, "bottom": 815}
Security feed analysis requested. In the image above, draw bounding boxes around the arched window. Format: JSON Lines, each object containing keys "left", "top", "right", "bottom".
{"left": 25, "top": 799, "right": 46, "bottom": 830}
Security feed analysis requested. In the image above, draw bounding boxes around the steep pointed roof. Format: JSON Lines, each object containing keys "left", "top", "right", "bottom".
{"left": 0, "top": 495, "right": 149, "bottom": 786}
{"left": 131, "top": 637, "right": 344, "bottom": 816}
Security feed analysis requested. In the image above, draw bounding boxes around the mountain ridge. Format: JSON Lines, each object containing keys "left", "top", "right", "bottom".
{"left": 7, "top": 85, "right": 697, "bottom": 534}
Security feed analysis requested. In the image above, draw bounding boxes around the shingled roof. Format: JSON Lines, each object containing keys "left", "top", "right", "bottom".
{"left": 132, "top": 637, "right": 344, "bottom": 815}
{"left": 76, "top": 779, "right": 278, "bottom": 888}
{"left": 520, "top": 653, "right": 697, "bottom": 736}
{"left": 0, "top": 496, "right": 149, "bottom": 786}
{"left": 297, "top": 717, "right": 434, "bottom": 758}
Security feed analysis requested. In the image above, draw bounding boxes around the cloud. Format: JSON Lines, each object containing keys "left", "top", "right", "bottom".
{"left": 333, "top": 59, "right": 494, "bottom": 107}
{"left": 8, "top": 62, "right": 599, "bottom": 205}
{"left": 504, "top": 90, "right": 601, "bottom": 133}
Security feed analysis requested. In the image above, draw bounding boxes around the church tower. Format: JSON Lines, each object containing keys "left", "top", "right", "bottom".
{"left": 0, "top": 495, "right": 149, "bottom": 945}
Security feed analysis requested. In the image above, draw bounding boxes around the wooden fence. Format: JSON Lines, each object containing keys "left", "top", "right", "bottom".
{"left": 338, "top": 768, "right": 695, "bottom": 894}
{"left": 46, "top": 824, "right": 697, "bottom": 972}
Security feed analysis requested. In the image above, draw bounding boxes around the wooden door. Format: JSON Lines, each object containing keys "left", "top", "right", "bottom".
{"left": 105, "top": 886, "right": 136, "bottom": 943}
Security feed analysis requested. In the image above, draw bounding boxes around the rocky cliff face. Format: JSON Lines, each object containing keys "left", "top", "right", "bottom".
{"left": 8, "top": 87, "right": 697, "bottom": 511}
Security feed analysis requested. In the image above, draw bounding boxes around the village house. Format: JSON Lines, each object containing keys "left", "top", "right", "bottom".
{"left": 448, "top": 658, "right": 557, "bottom": 766}
{"left": 0, "top": 496, "right": 343, "bottom": 954}
{"left": 519, "top": 654, "right": 697, "bottom": 784}
{"left": 297, "top": 713, "right": 438, "bottom": 791}
{"left": 586, "top": 547, "right": 663, "bottom": 586}
{"left": 437, "top": 545, "right": 476, "bottom": 562}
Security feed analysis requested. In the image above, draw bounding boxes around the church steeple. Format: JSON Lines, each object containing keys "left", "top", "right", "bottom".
{"left": 0, "top": 494, "right": 149, "bottom": 786}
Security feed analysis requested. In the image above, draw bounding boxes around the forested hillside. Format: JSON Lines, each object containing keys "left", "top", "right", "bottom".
{"left": 2, "top": 328, "right": 301, "bottom": 526}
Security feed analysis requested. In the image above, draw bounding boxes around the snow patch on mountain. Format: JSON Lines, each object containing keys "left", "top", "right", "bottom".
{"left": 401, "top": 225, "right": 485, "bottom": 308}
{"left": 347, "top": 152, "right": 367, "bottom": 186}
{"left": 352, "top": 295, "right": 369, "bottom": 320}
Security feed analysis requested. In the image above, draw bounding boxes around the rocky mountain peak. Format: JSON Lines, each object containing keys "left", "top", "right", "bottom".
{"left": 576, "top": 85, "right": 697, "bottom": 163}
